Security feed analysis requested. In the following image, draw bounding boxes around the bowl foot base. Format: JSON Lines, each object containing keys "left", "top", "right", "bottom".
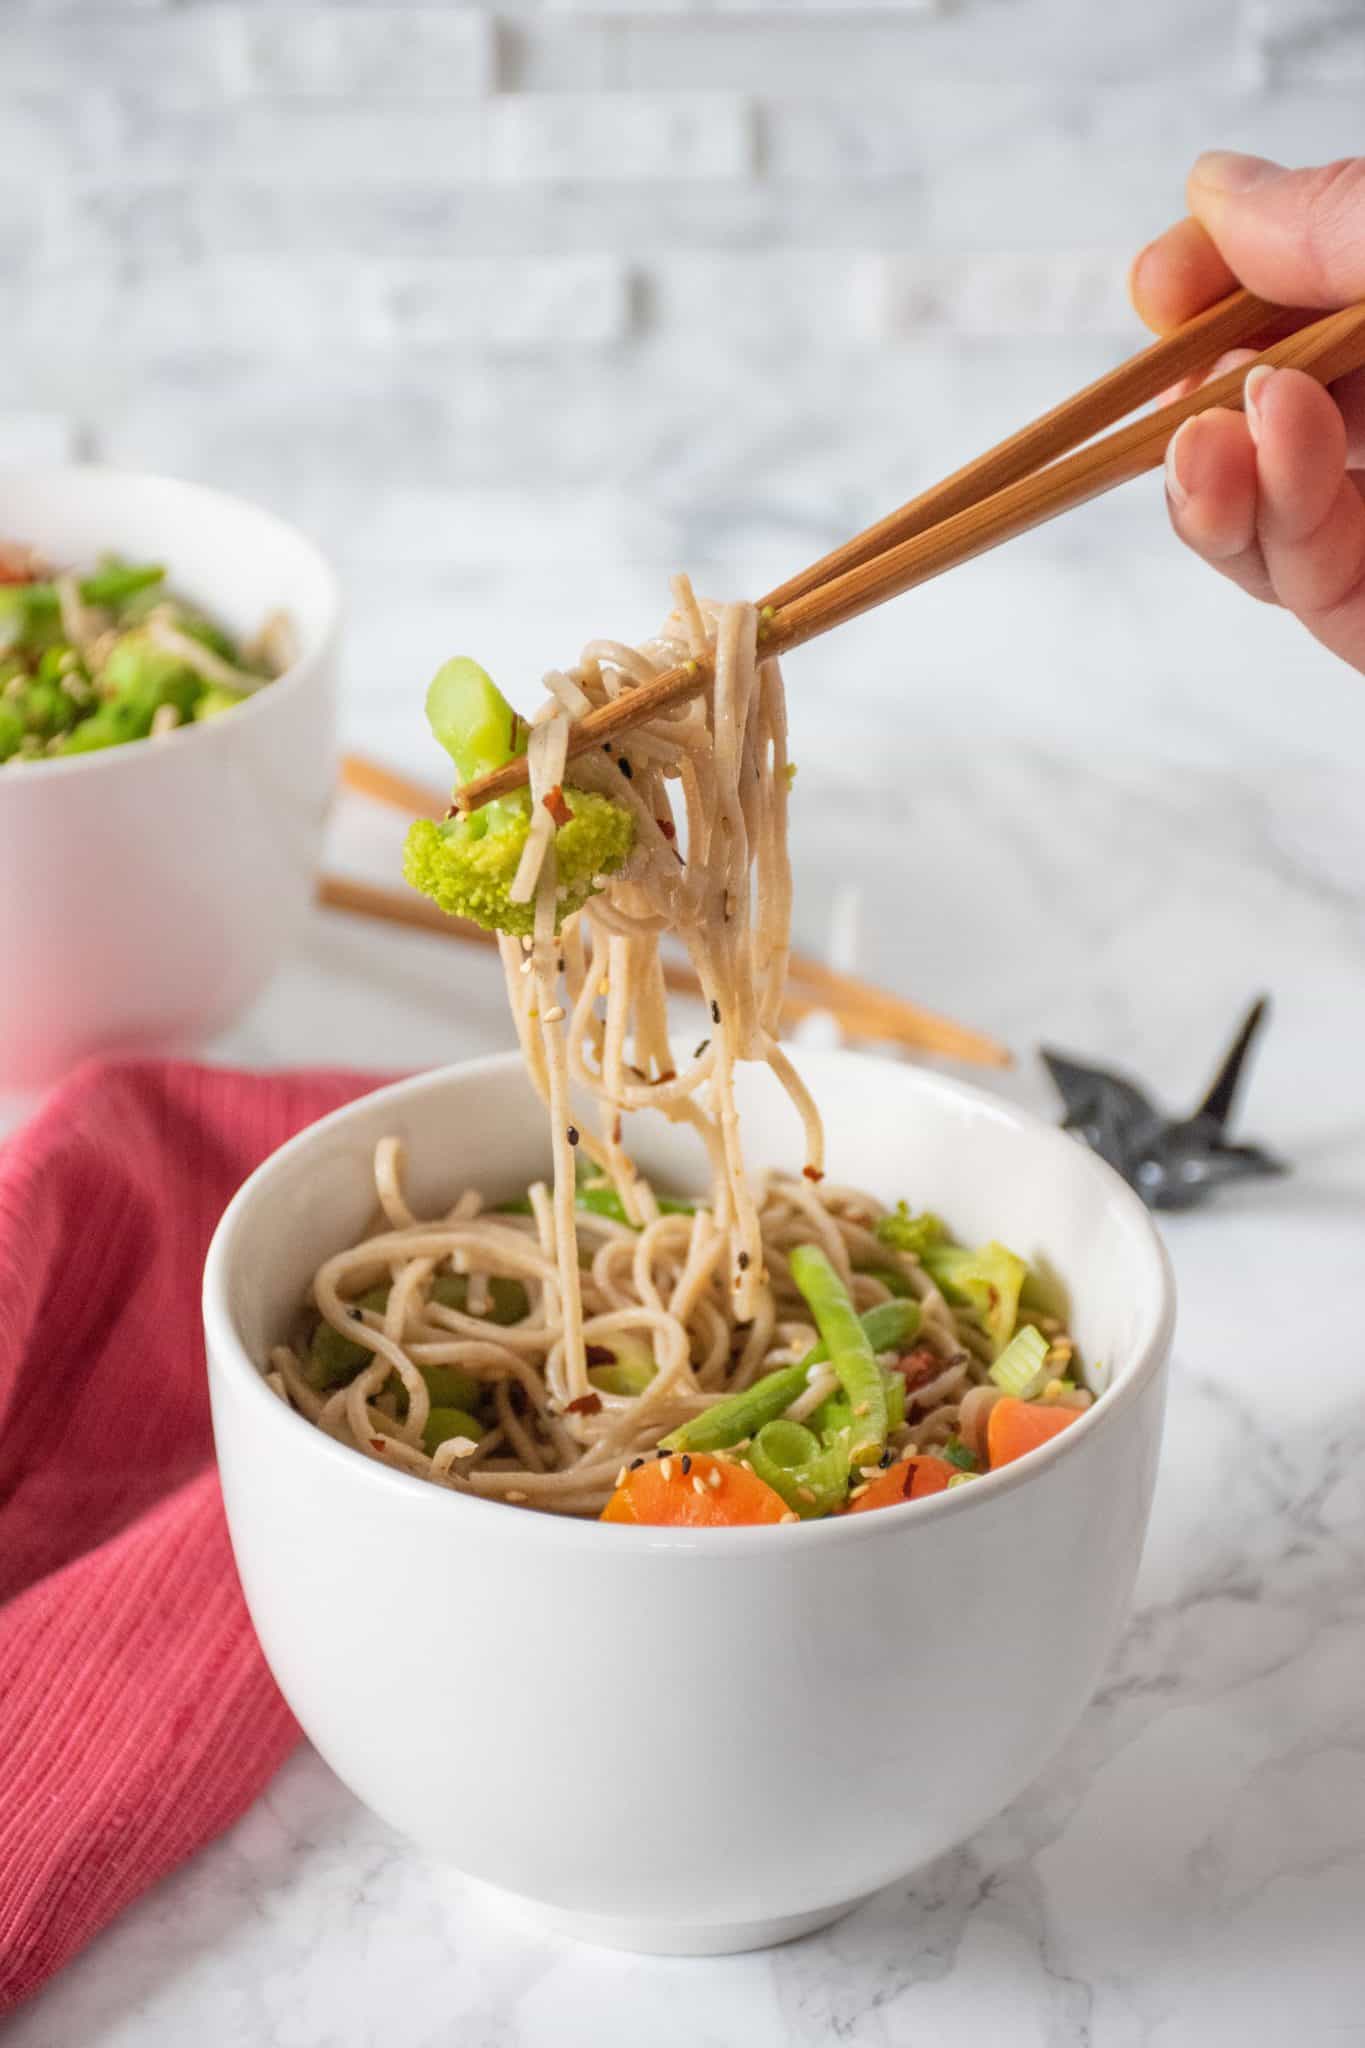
{"left": 489, "top": 1885, "right": 866, "bottom": 1956}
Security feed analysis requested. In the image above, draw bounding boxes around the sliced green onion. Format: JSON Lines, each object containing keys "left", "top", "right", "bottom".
{"left": 921, "top": 1239, "right": 1028, "bottom": 1356}
{"left": 940, "top": 1435, "right": 977, "bottom": 1473}
{"left": 747, "top": 1419, "right": 850, "bottom": 1519}
{"left": 988, "top": 1323, "right": 1050, "bottom": 1399}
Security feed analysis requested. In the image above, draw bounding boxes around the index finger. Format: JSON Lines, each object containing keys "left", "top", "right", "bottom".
{"left": 1129, "top": 216, "right": 1238, "bottom": 335}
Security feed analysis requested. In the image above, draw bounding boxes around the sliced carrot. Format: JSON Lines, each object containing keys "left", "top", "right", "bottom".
{"left": 599, "top": 1451, "right": 790, "bottom": 1527}
{"left": 987, "top": 1396, "right": 1083, "bottom": 1470}
{"left": 844, "top": 1455, "right": 955, "bottom": 1514}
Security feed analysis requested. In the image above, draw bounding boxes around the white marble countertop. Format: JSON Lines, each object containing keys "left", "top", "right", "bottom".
{"left": 10, "top": 482, "right": 1365, "bottom": 2045}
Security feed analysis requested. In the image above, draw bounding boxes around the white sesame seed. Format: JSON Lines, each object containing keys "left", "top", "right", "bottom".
{"left": 692, "top": 1475, "right": 707, "bottom": 1496}
{"left": 506, "top": 1489, "right": 528, "bottom": 1503}
{"left": 659, "top": 1457, "right": 674, "bottom": 1482}
{"left": 543, "top": 1005, "right": 566, "bottom": 1024}
{"left": 615, "top": 1466, "right": 628, "bottom": 1487}
{"left": 849, "top": 1482, "right": 870, "bottom": 1500}
{"left": 780, "top": 1510, "right": 800, "bottom": 1524}
{"left": 707, "top": 1468, "right": 722, "bottom": 1488}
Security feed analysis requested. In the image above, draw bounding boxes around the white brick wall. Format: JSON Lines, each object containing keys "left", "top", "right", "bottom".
{"left": 4, "top": 0, "right": 1364, "bottom": 736}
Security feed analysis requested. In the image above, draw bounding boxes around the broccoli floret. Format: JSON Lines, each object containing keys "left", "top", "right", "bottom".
{"left": 404, "top": 789, "right": 634, "bottom": 938}
{"left": 404, "top": 653, "right": 635, "bottom": 937}
{"left": 875, "top": 1205, "right": 947, "bottom": 1257}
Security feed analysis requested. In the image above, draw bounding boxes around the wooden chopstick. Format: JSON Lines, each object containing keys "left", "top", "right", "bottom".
{"left": 762, "top": 285, "right": 1282, "bottom": 614}
{"left": 457, "top": 296, "right": 1365, "bottom": 812}
{"left": 330, "top": 754, "right": 1011, "bottom": 1066}
{"left": 316, "top": 871, "right": 1009, "bottom": 1064}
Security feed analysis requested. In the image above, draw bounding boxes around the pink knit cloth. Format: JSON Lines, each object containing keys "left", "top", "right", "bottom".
{"left": 0, "top": 1058, "right": 378, "bottom": 2012}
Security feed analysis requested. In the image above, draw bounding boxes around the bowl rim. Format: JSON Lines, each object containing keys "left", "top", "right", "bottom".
{"left": 203, "top": 1048, "right": 1177, "bottom": 1556}
{"left": 0, "top": 463, "right": 342, "bottom": 788}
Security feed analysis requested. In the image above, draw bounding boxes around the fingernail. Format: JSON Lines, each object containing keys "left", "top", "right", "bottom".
{"left": 1243, "top": 363, "right": 1275, "bottom": 443}
{"left": 1165, "top": 416, "right": 1197, "bottom": 507}
{"left": 1191, "top": 149, "right": 1279, "bottom": 196}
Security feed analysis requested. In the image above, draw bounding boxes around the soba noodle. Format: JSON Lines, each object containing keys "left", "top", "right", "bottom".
{"left": 270, "top": 589, "right": 1087, "bottom": 1516}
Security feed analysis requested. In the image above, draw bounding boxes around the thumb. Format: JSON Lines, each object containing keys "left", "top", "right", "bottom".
{"left": 1189, "top": 153, "right": 1365, "bottom": 307}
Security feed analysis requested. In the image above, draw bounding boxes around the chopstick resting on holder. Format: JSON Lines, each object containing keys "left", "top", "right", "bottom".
{"left": 455, "top": 292, "right": 1365, "bottom": 814}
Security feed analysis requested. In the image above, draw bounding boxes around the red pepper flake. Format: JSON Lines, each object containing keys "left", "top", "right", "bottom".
{"left": 654, "top": 1068, "right": 676, "bottom": 1084}
{"left": 901, "top": 1464, "right": 919, "bottom": 1500}
{"left": 585, "top": 1344, "right": 616, "bottom": 1366}
{"left": 542, "top": 784, "right": 573, "bottom": 829}
{"left": 369, "top": 1438, "right": 387, "bottom": 1452}
{"left": 656, "top": 817, "right": 676, "bottom": 840}
{"left": 566, "top": 1392, "right": 603, "bottom": 1416}
{"left": 803, "top": 1165, "right": 825, "bottom": 1183}
{"left": 891, "top": 1345, "right": 943, "bottom": 1394}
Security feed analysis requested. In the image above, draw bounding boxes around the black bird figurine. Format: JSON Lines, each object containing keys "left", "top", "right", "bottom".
{"left": 1041, "top": 997, "right": 1288, "bottom": 1211}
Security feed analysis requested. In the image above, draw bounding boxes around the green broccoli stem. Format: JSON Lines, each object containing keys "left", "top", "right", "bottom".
{"left": 788, "top": 1244, "right": 889, "bottom": 1466}
{"left": 425, "top": 657, "right": 526, "bottom": 787}
{"left": 660, "top": 1297, "right": 918, "bottom": 1453}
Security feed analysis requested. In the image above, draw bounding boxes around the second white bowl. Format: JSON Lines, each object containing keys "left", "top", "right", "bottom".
{"left": 0, "top": 467, "right": 340, "bottom": 1086}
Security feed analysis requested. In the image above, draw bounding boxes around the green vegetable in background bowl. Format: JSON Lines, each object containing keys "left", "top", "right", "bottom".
{"left": 0, "top": 543, "right": 293, "bottom": 766}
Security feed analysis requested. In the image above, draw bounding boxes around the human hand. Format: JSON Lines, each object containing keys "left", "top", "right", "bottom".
{"left": 1131, "top": 153, "right": 1365, "bottom": 674}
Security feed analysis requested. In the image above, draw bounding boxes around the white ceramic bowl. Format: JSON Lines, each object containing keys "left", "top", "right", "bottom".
{"left": 0, "top": 467, "right": 340, "bottom": 1086}
{"left": 205, "top": 1049, "right": 1174, "bottom": 1956}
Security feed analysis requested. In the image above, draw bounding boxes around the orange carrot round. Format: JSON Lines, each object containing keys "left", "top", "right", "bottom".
{"left": 844, "top": 1454, "right": 955, "bottom": 1513}
{"left": 600, "top": 1451, "right": 791, "bottom": 1527}
{"left": 987, "top": 1396, "right": 1082, "bottom": 1470}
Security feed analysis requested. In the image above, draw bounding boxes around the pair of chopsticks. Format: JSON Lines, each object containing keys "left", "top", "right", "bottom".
{"left": 456, "top": 288, "right": 1365, "bottom": 813}
{"left": 320, "top": 754, "right": 1011, "bottom": 1068}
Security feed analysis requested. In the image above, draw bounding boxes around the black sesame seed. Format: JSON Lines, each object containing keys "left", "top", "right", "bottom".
{"left": 680, "top": 1454, "right": 692, "bottom": 1476}
{"left": 737, "top": 1251, "right": 750, "bottom": 1271}
{"left": 566, "top": 1125, "right": 580, "bottom": 1146}
{"left": 618, "top": 756, "right": 633, "bottom": 780}
{"left": 656, "top": 1445, "right": 669, "bottom": 1459}
{"left": 710, "top": 1000, "right": 721, "bottom": 1023}
{"left": 879, "top": 1450, "right": 894, "bottom": 1468}
{"left": 603, "top": 741, "right": 613, "bottom": 752}
{"left": 693, "top": 1038, "right": 710, "bottom": 1059}
{"left": 630, "top": 1456, "right": 645, "bottom": 1470}
{"left": 348, "top": 1308, "right": 363, "bottom": 1321}
{"left": 558, "top": 956, "right": 566, "bottom": 974}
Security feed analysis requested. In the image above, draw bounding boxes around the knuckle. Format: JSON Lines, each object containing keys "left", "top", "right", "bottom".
{"left": 1298, "top": 159, "right": 1365, "bottom": 301}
